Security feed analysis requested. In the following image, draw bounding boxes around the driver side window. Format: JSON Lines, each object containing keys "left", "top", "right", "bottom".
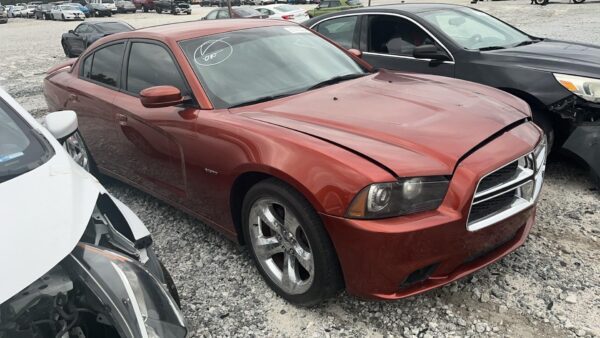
{"left": 74, "top": 24, "right": 90, "bottom": 34}
{"left": 367, "top": 15, "right": 437, "bottom": 57}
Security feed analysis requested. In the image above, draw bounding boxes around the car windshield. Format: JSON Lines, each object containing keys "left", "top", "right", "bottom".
{"left": 347, "top": 0, "right": 361, "bottom": 5}
{"left": 0, "top": 99, "right": 52, "bottom": 184}
{"left": 60, "top": 5, "right": 79, "bottom": 10}
{"left": 102, "top": 0, "right": 114, "bottom": 3}
{"left": 418, "top": 8, "right": 533, "bottom": 50}
{"left": 179, "top": 26, "right": 366, "bottom": 108}
{"left": 274, "top": 4, "right": 294, "bottom": 12}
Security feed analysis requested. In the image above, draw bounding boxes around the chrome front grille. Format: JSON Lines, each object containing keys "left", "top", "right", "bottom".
{"left": 467, "top": 140, "right": 547, "bottom": 232}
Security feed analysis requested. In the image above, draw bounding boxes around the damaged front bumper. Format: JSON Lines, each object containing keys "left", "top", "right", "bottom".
{"left": 549, "top": 96, "right": 600, "bottom": 182}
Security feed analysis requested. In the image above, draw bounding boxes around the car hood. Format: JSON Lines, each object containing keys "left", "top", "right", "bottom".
{"left": 0, "top": 151, "right": 102, "bottom": 304}
{"left": 237, "top": 71, "right": 529, "bottom": 177}
{"left": 62, "top": 9, "right": 83, "bottom": 14}
{"left": 488, "top": 39, "right": 600, "bottom": 78}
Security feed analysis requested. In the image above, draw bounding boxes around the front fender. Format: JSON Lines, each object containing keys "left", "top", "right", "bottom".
{"left": 562, "top": 124, "right": 600, "bottom": 184}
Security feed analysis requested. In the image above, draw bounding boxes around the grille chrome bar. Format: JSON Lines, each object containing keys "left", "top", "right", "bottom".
{"left": 467, "top": 140, "right": 546, "bottom": 232}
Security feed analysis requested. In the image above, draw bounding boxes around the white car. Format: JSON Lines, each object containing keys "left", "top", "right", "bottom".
{"left": 21, "top": 4, "right": 36, "bottom": 17}
{"left": 254, "top": 4, "right": 309, "bottom": 23}
{"left": 7, "top": 5, "right": 24, "bottom": 17}
{"left": 0, "top": 87, "right": 187, "bottom": 338}
{"left": 50, "top": 4, "right": 85, "bottom": 20}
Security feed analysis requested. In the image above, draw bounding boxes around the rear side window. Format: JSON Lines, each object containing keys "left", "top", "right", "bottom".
{"left": 217, "top": 9, "right": 229, "bottom": 18}
{"left": 126, "top": 42, "right": 188, "bottom": 96}
{"left": 316, "top": 15, "right": 358, "bottom": 49}
{"left": 85, "top": 43, "right": 125, "bottom": 87}
{"left": 205, "top": 9, "right": 217, "bottom": 19}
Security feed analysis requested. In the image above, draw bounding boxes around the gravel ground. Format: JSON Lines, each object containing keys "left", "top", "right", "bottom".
{"left": 1, "top": 2, "right": 599, "bottom": 337}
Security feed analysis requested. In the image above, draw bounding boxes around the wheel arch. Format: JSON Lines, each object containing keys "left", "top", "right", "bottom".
{"left": 228, "top": 166, "right": 326, "bottom": 245}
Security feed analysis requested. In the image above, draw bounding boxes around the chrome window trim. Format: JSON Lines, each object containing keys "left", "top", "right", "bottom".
{"left": 308, "top": 11, "right": 456, "bottom": 64}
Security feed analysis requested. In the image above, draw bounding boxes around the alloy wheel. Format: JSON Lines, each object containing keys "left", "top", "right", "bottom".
{"left": 248, "top": 198, "right": 314, "bottom": 295}
{"left": 64, "top": 132, "right": 91, "bottom": 172}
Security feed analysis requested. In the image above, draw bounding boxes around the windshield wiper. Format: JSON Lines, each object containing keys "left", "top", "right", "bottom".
{"left": 228, "top": 92, "right": 299, "bottom": 109}
{"left": 513, "top": 39, "right": 542, "bottom": 48}
{"left": 306, "top": 73, "right": 368, "bottom": 91}
{"left": 478, "top": 46, "right": 507, "bottom": 51}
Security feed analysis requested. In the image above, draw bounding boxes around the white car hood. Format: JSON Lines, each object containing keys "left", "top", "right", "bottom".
{"left": 0, "top": 89, "right": 150, "bottom": 305}
{"left": 0, "top": 152, "right": 100, "bottom": 305}
{"left": 62, "top": 10, "right": 83, "bottom": 14}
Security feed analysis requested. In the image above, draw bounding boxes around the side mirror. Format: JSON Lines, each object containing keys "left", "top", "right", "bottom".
{"left": 413, "top": 44, "right": 450, "bottom": 61}
{"left": 200, "top": 16, "right": 206, "bottom": 20}
{"left": 140, "top": 86, "right": 184, "bottom": 108}
{"left": 348, "top": 48, "right": 362, "bottom": 59}
{"left": 44, "top": 110, "right": 78, "bottom": 140}
{"left": 68, "top": 29, "right": 75, "bottom": 34}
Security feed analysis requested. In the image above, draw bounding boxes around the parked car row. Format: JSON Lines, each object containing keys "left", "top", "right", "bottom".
{"left": 199, "top": 0, "right": 318, "bottom": 6}
{"left": 4, "top": 0, "right": 148, "bottom": 21}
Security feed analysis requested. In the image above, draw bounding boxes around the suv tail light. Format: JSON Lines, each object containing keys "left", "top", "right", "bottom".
{"left": 281, "top": 14, "right": 294, "bottom": 20}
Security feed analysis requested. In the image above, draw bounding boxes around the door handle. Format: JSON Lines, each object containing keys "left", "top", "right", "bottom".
{"left": 116, "top": 113, "right": 128, "bottom": 126}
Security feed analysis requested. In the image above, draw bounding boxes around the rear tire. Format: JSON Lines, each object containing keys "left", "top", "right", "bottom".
{"left": 242, "top": 178, "right": 343, "bottom": 306}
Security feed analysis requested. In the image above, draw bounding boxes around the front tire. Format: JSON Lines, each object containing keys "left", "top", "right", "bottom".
{"left": 242, "top": 178, "right": 343, "bottom": 306}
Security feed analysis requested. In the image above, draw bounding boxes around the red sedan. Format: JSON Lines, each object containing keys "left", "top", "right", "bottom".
{"left": 44, "top": 19, "right": 546, "bottom": 306}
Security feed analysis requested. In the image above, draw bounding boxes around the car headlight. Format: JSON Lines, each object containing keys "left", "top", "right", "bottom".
{"left": 346, "top": 176, "right": 449, "bottom": 219}
{"left": 68, "top": 244, "right": 187, "bottom": 338}
{"left": 554, "top": 73, "right": 600, "bottom": 103}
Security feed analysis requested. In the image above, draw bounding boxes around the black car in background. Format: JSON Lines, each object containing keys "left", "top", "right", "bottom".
{"left": 154, "top": 0, "right": 191, "bottom": 14}
{"left": 202, "top": 6, "right": 265, "bottom": 19}
{"left": 61, "top": 21, "right": 133, "bottom": 57}
{"left": 33, "top": 3, "right": 53, "bottom": 19}
{"left": 305, "top": 4, "right": 600, "bottom": 181}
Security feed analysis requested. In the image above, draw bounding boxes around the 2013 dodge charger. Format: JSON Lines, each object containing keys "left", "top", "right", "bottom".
{"left": 43, "top": 20, "right": 546, "bottom": 305}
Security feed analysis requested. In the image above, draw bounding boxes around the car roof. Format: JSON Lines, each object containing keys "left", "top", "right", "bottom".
{"left": 330, "top": 3, "right": 468, "bottom": 14}
{"left": 130, "top": 19, "right": 293, "bottom": 42}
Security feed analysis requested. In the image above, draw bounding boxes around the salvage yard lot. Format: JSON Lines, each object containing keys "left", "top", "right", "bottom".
{"left": 1, "top": 1, "right": 599, "bottom": 336}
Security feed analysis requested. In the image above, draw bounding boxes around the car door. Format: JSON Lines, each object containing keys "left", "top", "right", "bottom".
{"left": 360, "top": 14, "right": 454, "bottom": 77}
{"left": 68, "top": 24, "right": 89, "bottom": 55}
{"left": 111, "top": 40, "right": 196, "bottom": 202}
{"left": 64, "top": 42, "right": 126, "bottom": 175}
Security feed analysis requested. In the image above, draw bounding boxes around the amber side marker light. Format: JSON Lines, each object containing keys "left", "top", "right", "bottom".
{"left": 347, "top": 189, "right": 369, "bottom": 218}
